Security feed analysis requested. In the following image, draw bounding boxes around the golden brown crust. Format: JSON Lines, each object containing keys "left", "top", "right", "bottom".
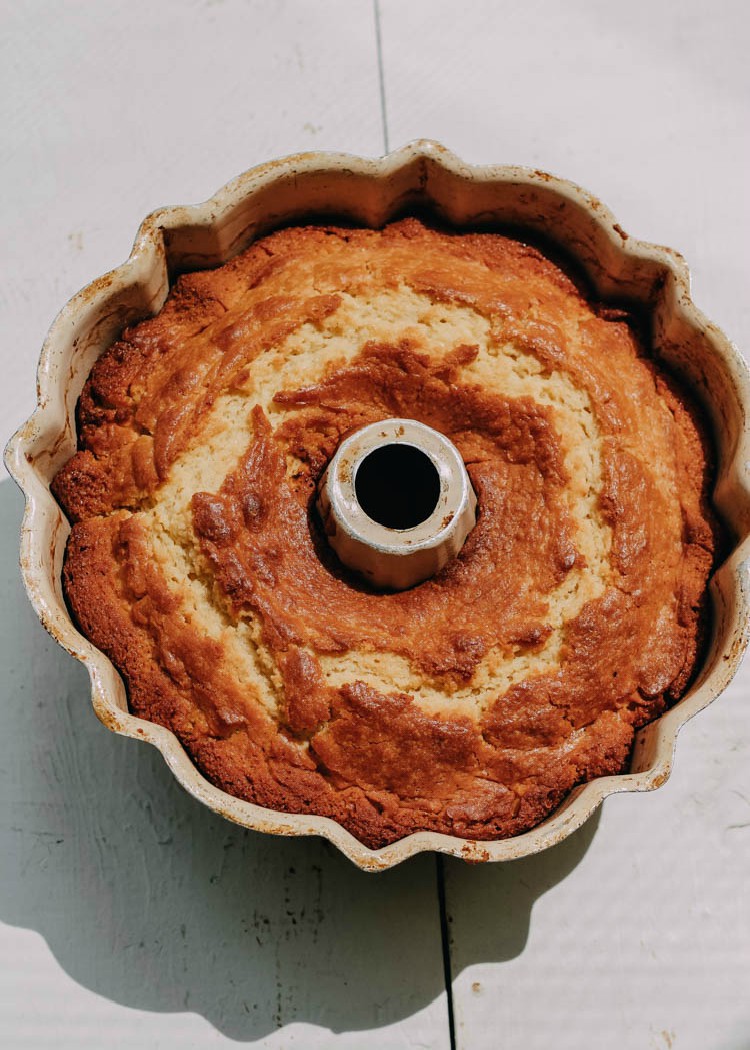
{"left": 54, "top": 218, "right": 719, "bottom": 848}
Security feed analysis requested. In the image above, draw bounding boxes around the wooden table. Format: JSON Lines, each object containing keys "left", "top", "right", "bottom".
{"left": 2, "top": 3, "right": 748, "bottom": 1046}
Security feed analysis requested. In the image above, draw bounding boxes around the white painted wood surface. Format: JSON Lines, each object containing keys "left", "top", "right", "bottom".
{"left": 1, "top": 3, "right": 448, "bottom": 1048}
{"left": 2, "top": 2, "right": 749, "bottom": 1047}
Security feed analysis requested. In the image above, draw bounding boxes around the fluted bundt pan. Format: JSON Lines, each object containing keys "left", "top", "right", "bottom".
{"left": 5, "top": 142, "right": 750, "bottom": 871}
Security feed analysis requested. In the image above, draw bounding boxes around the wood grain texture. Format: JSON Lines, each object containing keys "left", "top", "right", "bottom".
{"left": 0, "top": 1, "right": 449, "bottom": 1046}
{"left": 378, "top": 0, "right": 750, "bottom": 363}
{"left": 443, "top": 712, "right": 750, "bottom": 1050}
{"left": 0, "top": 0, "right": 385, "bottom": 441}
{"left": 0, "top": 479, "right": 450, "bottom": 1046}
{"left": 3, "top": 0, "right": 750, "bottom": 1046}
{"left": 377, "top": 1, "right": 750, "bottom": 1045}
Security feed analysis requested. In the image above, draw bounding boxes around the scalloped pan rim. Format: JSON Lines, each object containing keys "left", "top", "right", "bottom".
{"left": 5, "top": 140, "right": 750, "bottom": 871}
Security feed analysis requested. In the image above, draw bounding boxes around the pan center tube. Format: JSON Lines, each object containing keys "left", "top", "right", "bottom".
{"left": 316, "top": 418, "right": 477, "bottom": 591}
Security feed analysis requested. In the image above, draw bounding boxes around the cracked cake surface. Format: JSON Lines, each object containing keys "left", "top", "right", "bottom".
{"left": 52, "top": 217, "right": 718, "bottom": 847}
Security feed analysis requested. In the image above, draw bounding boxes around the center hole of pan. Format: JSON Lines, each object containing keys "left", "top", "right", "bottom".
{"left": 354, "top": 443, "right": 441, "bottom": 530}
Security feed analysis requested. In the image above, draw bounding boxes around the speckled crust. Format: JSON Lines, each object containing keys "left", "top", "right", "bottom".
{"left": 53, "top": 219, "right": 719, "bottom": 848}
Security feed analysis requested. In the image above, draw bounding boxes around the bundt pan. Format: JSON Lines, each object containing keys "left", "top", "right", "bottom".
{"left": 6, "top": 142, "right": 750, "bottom": 871}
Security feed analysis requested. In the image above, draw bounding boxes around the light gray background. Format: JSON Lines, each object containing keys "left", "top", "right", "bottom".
{"left": 1, "top": 2, "right": 749, "bottom": 1047}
